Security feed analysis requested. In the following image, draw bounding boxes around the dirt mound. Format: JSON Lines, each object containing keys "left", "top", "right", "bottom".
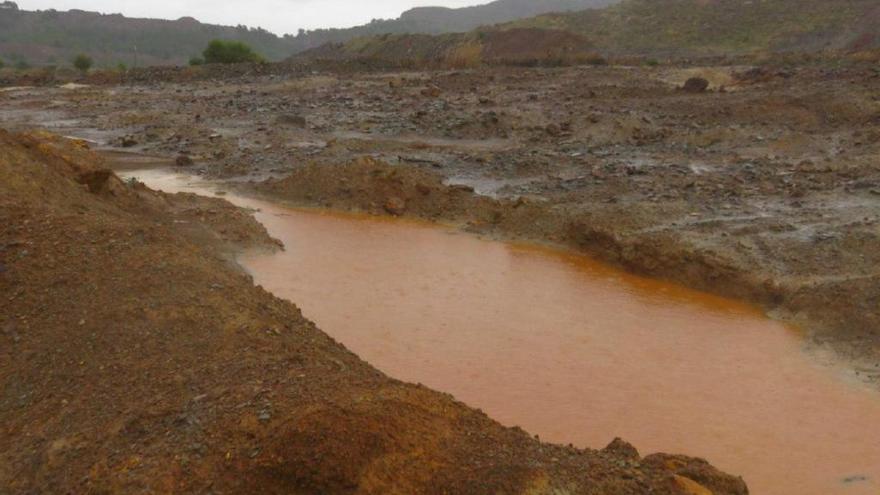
{"left": 681, "top": 77, "right": 710, "bottom": 93}
{"left": 0, "top": 132, "right": 747, "bottom": 493}
{"left": 258, "top": 156, "right": 497, "bottom": 221}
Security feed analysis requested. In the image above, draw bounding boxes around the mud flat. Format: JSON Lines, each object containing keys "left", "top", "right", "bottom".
{"left": 127, "top": 167, "right": 880, "bottom": 495}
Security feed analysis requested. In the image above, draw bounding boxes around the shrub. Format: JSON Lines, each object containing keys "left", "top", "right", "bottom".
{"left": 14, "top": 59, "right": 29, "bottom": 70}
{"left": 0, "top": 58, "right": 4, "bottom": 69}
{"left": 73, "top": 54, "right": 93, "bottom": 72}
{"left": 202, "top": 40, "right": 264, "bottom": 64}
{"left": 188, "top": 56, "right": 205, "bottom": 66}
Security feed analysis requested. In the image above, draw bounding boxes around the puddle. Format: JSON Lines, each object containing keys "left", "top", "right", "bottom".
{"left": 122, "top": 168, "right": 880, "bottom": 495}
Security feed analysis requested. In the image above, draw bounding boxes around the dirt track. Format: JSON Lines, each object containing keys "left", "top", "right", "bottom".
{"left": 2, "top": 63, "right": 876, "bottom": 380}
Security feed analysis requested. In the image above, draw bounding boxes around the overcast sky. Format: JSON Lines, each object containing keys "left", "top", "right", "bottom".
{"left": 16, "top": 0, "right": 486, "bottom": 35}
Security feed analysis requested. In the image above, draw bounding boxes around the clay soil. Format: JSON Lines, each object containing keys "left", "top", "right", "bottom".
{"left": 1, "top": 60, "right": 879, "bottom": 491}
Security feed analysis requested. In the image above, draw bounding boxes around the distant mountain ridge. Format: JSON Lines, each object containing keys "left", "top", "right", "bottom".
{"left": 0, "top": 6, "right": 296, "bottom": 67}
{"left": 0, "top": 0, "right": 615, "bottom": 67}
{"left": 398, "top": 0, "right": 617, "bottom": 31}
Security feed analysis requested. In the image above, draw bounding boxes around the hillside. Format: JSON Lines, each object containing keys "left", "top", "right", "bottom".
{"left": 297, "top": 0, "right": 880, "bottom": 66}
{"left": 298, "top": 28, "right": 603, "bottom": 68}
{"left": 400, "top": 0, "right": 617, "bottom": 29}
{"left": 0, "top": 6, "right": 297, "bottom": 67}
{"left": 289, "top": 0, "right": 616, "bottom": 52}
{"left": 505, "top": 0, "right": 880, "bottom": 56}
{"left": 0, "top": 0, "right": 615, "bottom": 68}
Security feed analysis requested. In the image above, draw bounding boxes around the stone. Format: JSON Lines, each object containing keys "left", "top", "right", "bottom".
{"left": 175, "top": 154, "right": 194, "bottom": 167}
{"left": 602, "top": 437, "right": 640, "bottom": 460}
{"left": 682, "top": 77, "right": 710, "bottom": 93}
{"left": 277, "top": 114, "right": 307, "bottom": 127}
{"left": 383, "top": 197, "right": 406, "bottom": 216}
{"left": 546, "top": 123, "right": 562, "bottom": 137}
{"left": 420, "top": 86, "right": 442, "bottom": 98}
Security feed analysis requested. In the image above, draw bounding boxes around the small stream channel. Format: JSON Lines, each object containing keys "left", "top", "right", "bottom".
{"left": 123, "top": 167, "right": 880, "bottom": 495}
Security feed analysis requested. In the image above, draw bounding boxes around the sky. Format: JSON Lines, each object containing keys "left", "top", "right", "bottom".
{"left": 15, "top": 0, "right": 487, "bottom": 35}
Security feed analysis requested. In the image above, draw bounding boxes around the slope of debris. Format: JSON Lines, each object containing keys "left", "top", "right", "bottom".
{"left": 0, "top": 131, "right": 747, "bottom": 493}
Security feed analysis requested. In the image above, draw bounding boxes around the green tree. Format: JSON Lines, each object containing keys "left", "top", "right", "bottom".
{"left": 73, "top": 54, "right": 93, "bottom": 72}
{"left": 188, "top": 56, "right": 205, "bottom": 66}
{"left": 202, "top": 40, "right": 264, "bottom": 64}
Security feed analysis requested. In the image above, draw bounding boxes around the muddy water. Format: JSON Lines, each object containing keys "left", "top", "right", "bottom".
{"left": 127, "top": 168, "right": 880, "bottom": 495}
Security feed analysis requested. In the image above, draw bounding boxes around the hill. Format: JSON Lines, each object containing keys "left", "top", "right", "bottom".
{"left": 0, "top": 0, "right": 615, "bottom": 68}
{"left": 505, "top": 0, "right": 880, "bottom": 56}
{"left": 283, "top": 0, "right": 616, "bottom": 52}
{"left": 297, "top": 0, "right": 880, "bottom": 66}
{"left": 0, "top": 6, "right": 298, "bottom": 67}
{"left": 400, "top": 0, "right": 616, "bottom": 29}
{"left": 298, "top": 28, "right": 603, "bottom": 68}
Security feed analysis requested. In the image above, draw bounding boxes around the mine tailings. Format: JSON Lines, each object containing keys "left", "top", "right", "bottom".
{"left": 126, "top": 168, "right": 880, "bottom": 495}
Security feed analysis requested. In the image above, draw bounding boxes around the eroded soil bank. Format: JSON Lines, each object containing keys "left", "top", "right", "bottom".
{"left": 128, "top": 167, "right": 880, "bottom": 495}
{"left": 0, "top": 133, "right": 749, "bottom": 493}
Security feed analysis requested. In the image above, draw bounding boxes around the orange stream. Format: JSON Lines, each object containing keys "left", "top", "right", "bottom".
{"left": 131, "top": 169, "right": 880, "bottom": 495}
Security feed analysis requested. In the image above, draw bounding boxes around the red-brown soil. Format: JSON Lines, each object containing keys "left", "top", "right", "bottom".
{"left": 0, "top": 131, "right": 748, "bottom": 493}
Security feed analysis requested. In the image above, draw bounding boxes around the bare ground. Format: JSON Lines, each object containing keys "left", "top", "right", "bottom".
{"left": 1, "top": 60, "right": 879, "bottom": 491}
{"left": 3, "top": 63, "right": 873, "bottom": 378}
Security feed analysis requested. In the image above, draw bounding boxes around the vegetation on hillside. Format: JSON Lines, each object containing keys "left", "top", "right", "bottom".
{"left": 293, "top": 0, "right": 880, "bottom": 67}
{"left": 0, "top": 0, "right": 616, "bottom": 67}
{"left": 301, "top": 28, "right": 603, "bottom": 68}
{"left": 504, "top": 0, "right": 880, "bottom": 55}
{"left": 288, "top": 0, "right": 615, "bottom": 51}
{"left": 0, "top": 8, "right": 295, "bottom": 66}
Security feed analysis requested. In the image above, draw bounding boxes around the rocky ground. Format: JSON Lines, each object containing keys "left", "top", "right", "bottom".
{"left": 2, "top": 62, "right": 876, "bottom": 381}
{"left": 0, "top": 130, "right": 749, "bottom": 493}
